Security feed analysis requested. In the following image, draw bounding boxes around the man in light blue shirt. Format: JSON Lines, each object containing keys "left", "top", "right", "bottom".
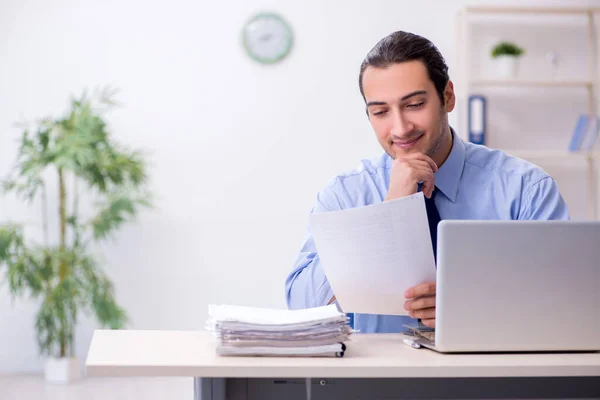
{"left": 285, "top": 31, "right": 569, "bottom": 334}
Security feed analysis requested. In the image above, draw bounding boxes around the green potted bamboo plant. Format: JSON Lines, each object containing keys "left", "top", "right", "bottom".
{"left": 0, "top": 87, "right": 152, "bottom": 383}
{"left": 491, "top": 41, "right": 525, "bottom": 79}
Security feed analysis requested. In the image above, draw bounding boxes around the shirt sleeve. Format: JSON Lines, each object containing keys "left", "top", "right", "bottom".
{"left": 518, "top": 176, "right": 570, "bottom": 220}
{"left": 285, "top": 186, "right": 341, "bottom": 310}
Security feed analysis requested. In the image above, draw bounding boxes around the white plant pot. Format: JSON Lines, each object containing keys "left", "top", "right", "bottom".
{"left": 494, "top": 55, "right": 519, "bottom": 79}
{"left": 44, "top": 357, "right": 82, "bottom": 384}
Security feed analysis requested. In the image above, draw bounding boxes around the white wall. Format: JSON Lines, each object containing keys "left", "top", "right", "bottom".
{"left": 0, "top": 0, "right": 598, "bottom": 374}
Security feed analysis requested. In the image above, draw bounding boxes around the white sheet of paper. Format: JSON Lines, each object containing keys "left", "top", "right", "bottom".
{"left": 207, "top": 304, "right": 344, "bottom": 326}
{"left": 308, "top": 192, "right": 436, "bottom": 316}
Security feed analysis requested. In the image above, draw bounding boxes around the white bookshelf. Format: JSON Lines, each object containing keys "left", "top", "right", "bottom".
{"left": 456, "top": 6, "right": 600, "bottom": 220}
{"left": 505, "top": 150, "right": 599, "bottom": 160}
{"left": 464, "top": 7, "right": 600, "bottom": 15}
{"left": 471, "top": 79, "right": 593, "bottom": 88}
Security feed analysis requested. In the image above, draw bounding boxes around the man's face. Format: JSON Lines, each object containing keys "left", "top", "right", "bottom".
{"left": 362, "top": 60, "right": 455, "bottom": 161}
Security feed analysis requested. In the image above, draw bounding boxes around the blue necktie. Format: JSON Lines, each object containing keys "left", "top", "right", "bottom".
{"left": 417, "top": 185, "right": 441, "bottom": 329}
{"left": 424, "top": 187, "right": 441, "bottom": 263}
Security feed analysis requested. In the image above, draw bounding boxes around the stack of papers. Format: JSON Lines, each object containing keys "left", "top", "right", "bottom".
{"left": 207, "top": 304, "right": 352, "bottom": 357}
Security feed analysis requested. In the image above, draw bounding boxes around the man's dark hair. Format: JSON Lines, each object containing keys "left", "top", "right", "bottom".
{"left": 359, "top": 31, "right": 449, "bottom": 105}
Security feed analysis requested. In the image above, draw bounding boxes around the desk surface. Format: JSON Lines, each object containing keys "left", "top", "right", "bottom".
{"left": 85, "top": 330, "right": 600, "bottom": 378}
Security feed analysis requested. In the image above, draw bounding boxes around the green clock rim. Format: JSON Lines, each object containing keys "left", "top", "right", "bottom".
{"left": 242, "top": 12, "right": 294, "bottom": 65}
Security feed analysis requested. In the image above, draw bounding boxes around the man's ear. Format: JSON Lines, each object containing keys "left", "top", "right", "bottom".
{"left": 444, "top": 80, "right": 456, "bottom": 112}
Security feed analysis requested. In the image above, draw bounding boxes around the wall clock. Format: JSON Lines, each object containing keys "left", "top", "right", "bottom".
{"left": 242, "top": 12, "right": 293, "bottom": 64}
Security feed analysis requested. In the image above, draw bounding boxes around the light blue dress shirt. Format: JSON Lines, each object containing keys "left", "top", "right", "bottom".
{"left": 285, "top": 130, "right": 569, "bottom": 333}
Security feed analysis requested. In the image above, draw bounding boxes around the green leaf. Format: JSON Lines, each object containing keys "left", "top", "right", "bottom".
{"left": 91, "top": 277, "right": 127, "bottom": 329}
{"left": 491, "top": 41, "right": 525, "bottom": 58}
{"left": 38, "top": 127, "right": 50, "bottom": 151}
{"left": 0, "top": 225, "right": 21, "bottom": 262}
{"left": 0, "top": 226, "right": 50, "bottom": 299}
{"left": 35, "top": 276, "right": 79, "bottom": 357}
{"left": 38, "top": 249, "right": 55, "bottom": 282}
{"left": 3, "top": 175, "right": 44, "bottom": 201}
{"left": 1, "top": 126, "right": 53, "bottom": 201}
{"left": 1, "top": 179, "right": 17, "bottom": 193}
{"left": 76, "top": 254, "right": 127, "bottom": 329}
{"left": 89, "top": 194, "right": 149, "bottom": 241}
{"left": 66, "top": 216, "right": 78, "bottom": 227}
{"left": 35, "top": 299, "right": 59, "bottom": 356}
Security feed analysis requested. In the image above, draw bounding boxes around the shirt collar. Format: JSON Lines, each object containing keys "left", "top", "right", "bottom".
{"left": 433, "top": 127, "right": 464, "bottom": 203}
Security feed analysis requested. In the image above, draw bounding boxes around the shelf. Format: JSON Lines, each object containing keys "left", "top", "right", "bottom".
{"left": 458, "top": 4, "right": 600, "bottom": 221}
{"left": 465, "top": 7, "right": 599, "bottom": 15}
{"left": 503, "top": 150, "right": 598, "bottom": 160}
{"left": 470, "top": 79, "right": 593, "bottom": 88}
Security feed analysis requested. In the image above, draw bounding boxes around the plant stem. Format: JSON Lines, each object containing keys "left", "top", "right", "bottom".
{"left": 58, "top": 168, "right": 67, "bottom": 279}
{"left": 70, "top": 173, "right": 78, "bottom": 358}
{"left": 41, "top": 183, "right": 49, "bottom": 246}
{"left": 73, "top": 174, "right": 79, "bottom": 248}
{"left": 58, "top": 168, "right": 67, "bottom": 358}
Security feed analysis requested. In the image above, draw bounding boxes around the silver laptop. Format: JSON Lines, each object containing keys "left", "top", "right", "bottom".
{"left": 414, "top": 220, "right": 600, "bottom": 353}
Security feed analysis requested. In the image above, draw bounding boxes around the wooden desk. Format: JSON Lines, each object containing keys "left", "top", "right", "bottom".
{"left": 85, "top": 330, "right": 600, "bottom": 399}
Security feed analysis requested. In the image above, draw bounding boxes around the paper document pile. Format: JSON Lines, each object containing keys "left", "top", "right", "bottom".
{"left": 207, "top": 304, "right": 352, "bottom": 357}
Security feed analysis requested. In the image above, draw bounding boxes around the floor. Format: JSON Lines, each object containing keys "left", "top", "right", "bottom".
{"left": 0, "top": 375, "right": 192, "bottom": 400}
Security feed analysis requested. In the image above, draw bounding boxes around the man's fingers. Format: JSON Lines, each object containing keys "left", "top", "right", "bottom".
{"left": 421, "top": 155, "right": 438, "bottom": 173}
{"left": 407, "top": 159, "right": 436, "bottom": 172}
{"left": 408, "top": 307, "right": 436, "bottom": 320}
{"left": 405, "top": 162, "right": 435, "bottom": 197}
{"left": 416, "top": 164, "right": 436, "bottom": 198}
{"left": 404, "top": 282, "right": 436, "bottom": 299}
{"left": 421, "top": 318, "right": 436, "bottom": 328}
{"left": 406, "top": 152, "right": 438, "bottom": 172}
{"left": 421, "top": 180, "right": 435, "bottom": 198}
{"left": 409, "top": 167, "right": 434, "bottom": 193}
{"left": 394, "top": 157, "right": 436, "bottom": 198}
{"left": 404, "top": 295, "right": 436, "bottom": 311}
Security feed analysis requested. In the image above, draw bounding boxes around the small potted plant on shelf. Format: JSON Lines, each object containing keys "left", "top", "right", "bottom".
{"left": 0, "top": 87, "right": 153, "bottom": 383}
{"left": 491, "top": 41, "right": 525, "bottom": 79}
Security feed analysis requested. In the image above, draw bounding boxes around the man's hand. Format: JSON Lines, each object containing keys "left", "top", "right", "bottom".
{"left": 385, "top": 153, "right": 438, "bottom": 201}
{"left": 404, "top": 282, "right": 436, "bottom": 328}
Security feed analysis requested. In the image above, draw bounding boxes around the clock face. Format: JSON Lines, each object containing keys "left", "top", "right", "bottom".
{"left": 242, "top": 12, "right": 293, "bottom": 64}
